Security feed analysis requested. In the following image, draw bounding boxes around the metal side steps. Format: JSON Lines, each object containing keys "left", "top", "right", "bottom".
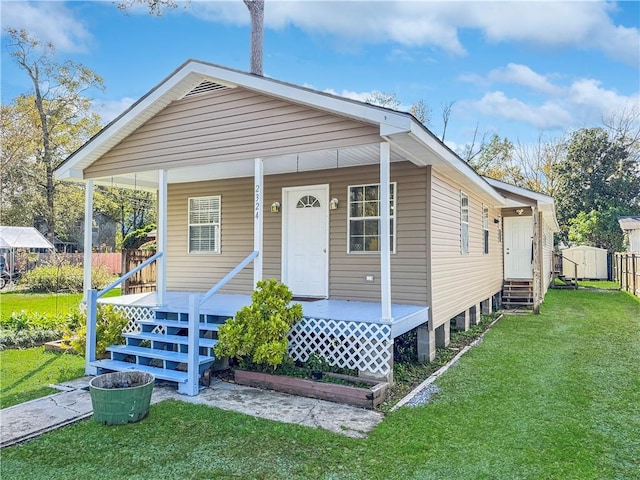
{"left": 91, "top": 310, "right": 227, "bottom": 390}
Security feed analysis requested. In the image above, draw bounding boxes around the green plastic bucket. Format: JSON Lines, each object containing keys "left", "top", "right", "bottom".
{"left": 89, "top": 371, "right": 155, "bottom": 425}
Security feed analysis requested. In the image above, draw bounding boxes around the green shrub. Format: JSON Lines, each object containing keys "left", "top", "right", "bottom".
{"left": 214, "top": 279, "right": 303, "bottom": 370}
{"left": 61, "top": 305, "right": 129, "bottom": 356}
{"left": 1, "top": 310, "right": 63, "bottom": 331}
{"left": 122, "top": 224, "right": 156, "bottom": 250}
{"left": 0, "top": 328, "right": 62, "bottom": 350}
{"left": 20, "top": 264, "right": 114, "bottom": 293}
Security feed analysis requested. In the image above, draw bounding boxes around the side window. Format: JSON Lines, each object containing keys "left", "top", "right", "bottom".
{"left": 460, "top": 192, "right": 469, "bottom": 254}
{"left": 188, "top": 196, "right": 220, "bottom": 253}
{"left": 483, "top": 205, "right": 489, "bottom": 254}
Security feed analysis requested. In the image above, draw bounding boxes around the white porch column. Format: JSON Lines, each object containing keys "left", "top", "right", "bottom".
{"left": 254, "top": 158, "right": 264, "bottom": 287}
{"left": 380, "top": 142, "right": 393, "bottom": 321}
{"left": 83, "top": 179, "right": 94, "bottom": 300}
{"left": 157, "top": 169, "right": 168, "bottom": 306}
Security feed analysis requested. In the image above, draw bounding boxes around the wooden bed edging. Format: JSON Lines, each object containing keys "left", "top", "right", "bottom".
{"left": 233, "top": 369, "right": 388, "bottom": 409}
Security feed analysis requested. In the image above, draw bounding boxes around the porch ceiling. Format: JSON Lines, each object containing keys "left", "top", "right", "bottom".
{"left": 87, "top": 143, "right": 410, "bottom": 190}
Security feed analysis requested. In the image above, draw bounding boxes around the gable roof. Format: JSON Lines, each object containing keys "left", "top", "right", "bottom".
{"left": 618, "top": 216, "right": 640, "bottom": 230}
{"left": 483, "top": 177, "right": 560, "bottom": 231}
{"left": 55, "top": 59, "right": 504, "bottom": 203}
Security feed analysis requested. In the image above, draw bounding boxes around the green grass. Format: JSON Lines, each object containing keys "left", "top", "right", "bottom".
{"left": 1, "top": 289, "right": 638, "bottom": 479}
{"left": 0, "top": 289, "right": 121, "bottom": 320}
{"left": 578, "top": 280, "right": 620, "bottom": 290}
{"left": 0, "top": 348, "right": 85, "bottom": 408}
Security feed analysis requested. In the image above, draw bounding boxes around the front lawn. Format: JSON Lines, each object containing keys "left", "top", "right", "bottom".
{"left": 0, "top": 348, "right": 85, "bottom": 408}
{"left": 1, "top": 288, "right": 638, "bottom": 479}
{"left": 0, "top": 289, "right": 121, "bottom": 321}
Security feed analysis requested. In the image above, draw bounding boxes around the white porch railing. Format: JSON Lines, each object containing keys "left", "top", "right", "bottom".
{"left": 85, "top": 252, "right": 163, "bottom": 375}
{"left": 87, "top": 250, "right": 259, "bottom": 396}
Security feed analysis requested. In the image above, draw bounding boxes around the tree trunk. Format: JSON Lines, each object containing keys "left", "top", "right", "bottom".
{"left": 243, "top": 0, "right": 264, "bottom": 76}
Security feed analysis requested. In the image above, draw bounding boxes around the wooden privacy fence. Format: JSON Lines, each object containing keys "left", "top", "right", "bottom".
{"left": 613, "top": 253, "right": 639, "bottom": 297}
{"left": 123, "top": 249, "right": 157, "bottom": 294}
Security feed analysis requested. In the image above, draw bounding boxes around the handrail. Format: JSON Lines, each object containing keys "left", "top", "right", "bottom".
{"left": 200, "top": 250, "right": 258, "bottom": 306}
{"left": 97, "top": 251, "right": 163, "bottom": 298}
{"left": 562, "top": 257, "right": 579, "bottom": 267}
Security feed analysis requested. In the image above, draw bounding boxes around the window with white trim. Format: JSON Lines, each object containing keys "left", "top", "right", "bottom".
{"left": 461, "top": 192, "right": 469, "bottom": 254}
{"left": 348, "top": 183, "right": 396, "bottom": 253}
{"left": 483, "top": 205, "right": 489, "bottom": 254}
{"left": 188, "top": 196, "right": 220, "bottom": 253}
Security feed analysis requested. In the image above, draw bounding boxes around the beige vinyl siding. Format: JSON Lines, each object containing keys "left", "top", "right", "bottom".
{"left": 85, "top": 87, "right": 380, "bottom": 178}
{"left": 430, "top": 169, "right": 503, "bottom": 329}
{"left": 165, "top": 161, "right": 429, "bottom": 304}
{"left": 167, "top": 178, "right": 254, "bottom": 293}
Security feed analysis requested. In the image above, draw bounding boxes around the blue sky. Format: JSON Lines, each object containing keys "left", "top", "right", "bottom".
{"left": 1, "top": 0, "right": 638, "bottom": 153}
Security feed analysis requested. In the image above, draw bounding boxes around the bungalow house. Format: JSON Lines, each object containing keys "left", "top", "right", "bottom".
{"left": 55, "top": 60, "right": 558, "bottom": 395}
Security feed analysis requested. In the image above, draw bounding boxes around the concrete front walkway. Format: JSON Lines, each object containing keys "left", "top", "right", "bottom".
{"left": 1, "top": 376, "right": 383, "bottom": 448}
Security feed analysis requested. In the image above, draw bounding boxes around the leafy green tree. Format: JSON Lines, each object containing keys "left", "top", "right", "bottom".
{"left": 469, "top": 134, "right": 523, "bottom": 185}
{"left": 567, "top": 207, "right": 631, "bottom": 251}
{"left": 555, "top": 127, "right": 640, "bottom": 248}
{"left": 3, "top": 28, "right": 104, "bottom": 243}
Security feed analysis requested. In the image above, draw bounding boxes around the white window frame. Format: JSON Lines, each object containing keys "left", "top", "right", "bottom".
{"left": 461, "top": 192, "right": 469, "bottom": 254}
{"left": 483, "top": 205, "right": 489, "bottom": 254}
{"left": 188, "top": 195, "right": 221, "bottom": 254}
{"left": 347, "top": 182, "right": 397, "bottom": 254}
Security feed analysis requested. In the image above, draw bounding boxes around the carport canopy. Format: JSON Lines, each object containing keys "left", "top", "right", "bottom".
{"left": 0, "top": 226, "right": 54, "bottom": 250}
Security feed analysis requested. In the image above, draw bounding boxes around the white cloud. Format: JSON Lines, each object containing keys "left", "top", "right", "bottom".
{"left": 459, "top": 63, "right": 639, "bottom": 131}
{"left": 323, "top": 88, "right": 373, "bottom": 103}
{"left": 187, "top": 1, "right": 638, "bottom": 65}
{"left": 93, "top": 97, "right": 137, "bottom": 125}
{"left": 464, "top": 91, "right": 573, "bottom": 129}
{"left": 567, "top": 79, "right": 640, "bottom": 124}
{"left": 0, "top": 1, "right": 92, "bottom": 52}
{"left": 487, "top": 64, "right": 563, "bottom": 95}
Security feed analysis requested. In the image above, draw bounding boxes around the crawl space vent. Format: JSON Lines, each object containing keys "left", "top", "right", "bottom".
{"left": 184, "top": 80, "right": 229, "bottom": 97}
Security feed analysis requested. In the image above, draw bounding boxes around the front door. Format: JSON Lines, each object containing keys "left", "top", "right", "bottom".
{"left": 504, "top": 216, "right": 533, "bottom": 279}
{"left": 282, "top": 185, "right": 329, "bottom": 297}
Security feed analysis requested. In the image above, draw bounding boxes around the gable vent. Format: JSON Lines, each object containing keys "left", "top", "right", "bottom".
{"left": 184, "top": 80, "right": 229, "bottom": 98}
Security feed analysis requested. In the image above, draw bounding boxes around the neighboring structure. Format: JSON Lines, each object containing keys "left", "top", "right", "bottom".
{"left": 0, "top": 226, "right": 55, "bottom": 288}
{"left": 618, "top": 216, "right": 640, "bottom": 252}
{"left": 561, "top": 246, "right": 609, "bottom": 280}
{"left": 55, "top": 61, "right": 559, "bottom": 393}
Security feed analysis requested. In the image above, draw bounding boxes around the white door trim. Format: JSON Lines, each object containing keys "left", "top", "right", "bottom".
{"left": 281, "top": 184, "right": 330, "bottom": 298}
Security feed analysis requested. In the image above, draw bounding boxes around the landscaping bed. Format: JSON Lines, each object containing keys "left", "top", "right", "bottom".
{"left": 233, "top": 369, "right": 388, "bottom": 409}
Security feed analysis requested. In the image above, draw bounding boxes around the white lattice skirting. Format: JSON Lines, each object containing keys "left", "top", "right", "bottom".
{"left": 113, "top": 307, "right": 393, "bottom": 375}
{"left": 288, "top": 318, "right": 392, "bottom": 376}
{"left": 113, "top": 305, "right": 156, "bottom": 334}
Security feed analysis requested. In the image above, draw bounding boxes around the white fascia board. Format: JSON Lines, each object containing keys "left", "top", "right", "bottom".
{"left": 188, "top": 62, "right": 411, "bottom": 130}
{"left": 408, "top": 122, "right": 505, "bottom": 204}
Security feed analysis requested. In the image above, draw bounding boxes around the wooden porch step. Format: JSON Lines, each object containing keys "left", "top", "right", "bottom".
{"left": 90, "top": 359, "right": 188, "bottom": 383}
{"left": 137, "top": 319, "right": 221, "bottom": 332}
{"left": 107, "top": 345, "right": 215, "bottom": 365}
{"left": 123, "top": 332, "right": 217, "bottom": 349}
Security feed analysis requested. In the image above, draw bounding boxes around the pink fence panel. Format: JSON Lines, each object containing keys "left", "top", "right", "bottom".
{"left": 91, "top": 253, "right": 122, "bottom": 275}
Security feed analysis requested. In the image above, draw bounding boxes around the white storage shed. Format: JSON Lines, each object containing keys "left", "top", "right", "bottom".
{"left": 562, "top": 246, "right": 609, "bottom": 280}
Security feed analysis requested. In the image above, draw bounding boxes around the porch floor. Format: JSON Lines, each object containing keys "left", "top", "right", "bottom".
{"left": 99, "top": 292, "right": 429, "bottom": 339}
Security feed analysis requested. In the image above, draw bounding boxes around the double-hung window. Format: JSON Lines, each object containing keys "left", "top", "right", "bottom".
{"left": 348, "top": 183, "right": 396, "bottom": 253}
{"left": 482, "top": 205, "right": 489, "bottom": 254}
{"left": 188, "top": 196, "right": 220, "bottom": 253}
{"left": 460, "top": 192, "right": 469, "bottom": 254}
